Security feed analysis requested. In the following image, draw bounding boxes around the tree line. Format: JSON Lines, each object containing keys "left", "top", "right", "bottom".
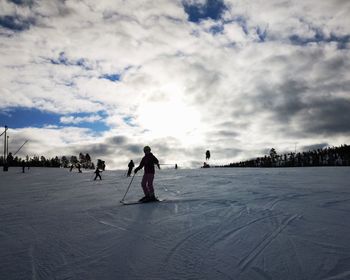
{"left": 0, "top": 153, "right": 95, "bottom": 169}
{"left": 221, "top": 144, "right": 350, "bottom": 168}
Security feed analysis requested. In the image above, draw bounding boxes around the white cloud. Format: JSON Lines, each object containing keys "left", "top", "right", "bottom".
{"left": 60, "top": 114, "right": 102, "bottom": 124}
{"left": 1, "top": 0, "right": 350, "bottom": 169}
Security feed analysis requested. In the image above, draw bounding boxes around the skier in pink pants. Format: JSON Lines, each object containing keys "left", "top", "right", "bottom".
{"left": 134, "top": 146, "right": 160, "bottom": 202}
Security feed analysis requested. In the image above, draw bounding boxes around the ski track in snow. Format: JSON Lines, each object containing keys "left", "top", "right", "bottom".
{"left": 238, "top": 214, "right": 300, "bottom": 272}
{"left": 29, "top": 245, "right": 37, "bottom": 280}
{"left": 1, "top": 167, "right": 350, "bottom": 279}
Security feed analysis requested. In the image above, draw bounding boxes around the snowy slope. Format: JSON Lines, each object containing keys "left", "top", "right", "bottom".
{"left": 1, "top": 167, "right": 350, "bottom": 280}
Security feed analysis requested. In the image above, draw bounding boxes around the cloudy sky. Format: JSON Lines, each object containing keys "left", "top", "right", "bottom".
{"left": 1, "top": 0, "right": 350, "bottom": 169}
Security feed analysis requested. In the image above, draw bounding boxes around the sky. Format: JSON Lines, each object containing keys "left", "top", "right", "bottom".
{"left": 0, "top": 0, "right": 350, "bottom": 169}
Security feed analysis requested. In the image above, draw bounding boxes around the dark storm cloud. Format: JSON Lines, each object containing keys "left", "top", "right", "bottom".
{"left": 301, "top": 98, "right": 350, "bottom": 136}
{"left": 204, "top": 129, "right": 240, "bottom": 147}
{"left": 105, "top": 137, "right": 151, "bottom": 155}
{"left": 107, "top": 136, "right": 127, "bottom": 145}
{"left": 253, "top": 78, "right": 350, "bottom": 136}
{"left": 214, "top": 130, "right": 240, "bottom": 137}
{"left": 73, "top": 143, "right": 111, "bottom": 157}
{"left": 246, "top": 42, "right": 350, "bottom": 138}
{"left": 255, "top": 79, "right": 306, "bottom": 123}
{"left": 126, "top": 144, "right": 142, "bottom": 154}
{"left": 68, "top": 137, "right": 142, "bottom": 162}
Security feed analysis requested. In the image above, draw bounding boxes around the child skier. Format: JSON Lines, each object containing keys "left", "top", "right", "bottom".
{"left": 134, "top": 146, "right": 160, "bottom": 202}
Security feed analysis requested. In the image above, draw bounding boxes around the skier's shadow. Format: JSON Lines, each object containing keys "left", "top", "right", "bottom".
{"left": 108, "top": 204, "right": 161, "bottom": 277}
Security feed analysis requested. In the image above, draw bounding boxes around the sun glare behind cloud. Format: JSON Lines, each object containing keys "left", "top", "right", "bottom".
{"left": 138, "top": 100, "right": 201, "bottom": 141}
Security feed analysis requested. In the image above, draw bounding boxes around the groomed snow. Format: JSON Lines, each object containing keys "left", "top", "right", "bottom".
{"left": 1, "top": 167, "right": 350, "bottom": 280}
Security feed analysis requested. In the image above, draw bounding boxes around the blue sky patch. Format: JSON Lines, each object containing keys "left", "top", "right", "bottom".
{"left": 49, "top": 52, "right": 92, "bottom": 70}
{"left": 123, "top": 116, "right": 136, "bottom": 127}
{"left": 8, "top": 0, "right": 34, "bottom": 6}
{"left": 209, "top": 24, "right": 224, "bottom": 35}
{"left": 256, "top": 26, "right": 267, "bottom": 42}
{"left": 0, "top": 108, "right": 109, "bottom": 132}
{"left": 100, "top": 73, "right": 121, "bottom": 82}
{"left": 0, "top": 15, "right": 35, "bottom": 31}
{"left": 183, "top": 0, "right": 227, "bottom": 23}
{"left": 289, "top": 32, "right": 350, "bottom": 49}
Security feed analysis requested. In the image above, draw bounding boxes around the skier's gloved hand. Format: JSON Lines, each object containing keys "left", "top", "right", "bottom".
{"left": 134, "top": 168, "right": 138, "bottom": 174}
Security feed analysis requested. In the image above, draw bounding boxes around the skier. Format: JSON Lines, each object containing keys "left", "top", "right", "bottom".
{"left": 7, "top": 153, "right": 13, "bottom": 166}
{"left": 134, "top": 146, "right": 160, "bottom": 202}
{"left": 77, "top": 163, "right": 82, "bottom": 173}
{"left": 206, "top": 150, "right": 211, "bottom": 161}
{"left": 127, "top": 160, "right": 135, "bottom": 177}
{"left": 94, "top": 167, "right": 102, "bottom": 180}
{"left": 21, "top": 160, "right": 26, "bottom": 173}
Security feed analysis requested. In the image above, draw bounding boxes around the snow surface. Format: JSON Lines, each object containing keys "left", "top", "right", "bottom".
{"left": 1, "top": 167, "right": 350, "bottom": 280}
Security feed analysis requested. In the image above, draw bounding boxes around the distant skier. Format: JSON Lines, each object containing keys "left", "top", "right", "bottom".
{"left": 175, "top": 163, "right": 178, "bottom": 169}
{"left": 94, "top": 167, "right": 102, "bottom": 180}
{"left": 21, "top": 160, "right": 26, "bottom": 173}
{"left": 77, "top": 163, "right": 82, "bottom": 173}
{"left": 202, "top": 162, "right": 210, "bottom": 168}
{"left": 127, "top": 160, "right": 135, "bottom": 177}
{"left": 7, "top": 152, "right": 13, "bottom": 166}
{"left": 206, "top": 150, "right": 211, "bottom": 161}
{"left": 134, "top": 146, "right": 160, "bottom": 202}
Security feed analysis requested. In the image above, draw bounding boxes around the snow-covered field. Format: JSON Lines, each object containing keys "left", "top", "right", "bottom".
{"left": 1, "top": 167, "right": 350, "bottom": 280}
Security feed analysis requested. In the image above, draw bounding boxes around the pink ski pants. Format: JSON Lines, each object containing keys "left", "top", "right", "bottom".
{"left": 141, "top": 173, "right": 155, "bottom": 196}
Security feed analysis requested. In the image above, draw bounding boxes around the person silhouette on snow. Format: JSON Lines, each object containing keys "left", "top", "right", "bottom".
{"left": 127, "top": 160, "right": 135, "bottom": 177}
{"left": 134, "top": 146, "right": 160, "bottom": 202}
{"left": 77, "top": 163, "right": 82, "bottom": 173}
{"left": 94, "top": 167, "right": 102, "bottom": 180}
{"left": 22, "top": 160, "right": 26, "bottom": 173}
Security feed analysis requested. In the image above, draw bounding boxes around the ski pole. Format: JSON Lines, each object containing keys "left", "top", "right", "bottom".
{"left": 120, "top": 173, "right": 136, "bottom": 202}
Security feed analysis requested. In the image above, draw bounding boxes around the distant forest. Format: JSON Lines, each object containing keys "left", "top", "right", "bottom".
{"left": 0, "top": 153, "right": 95, "bottom": 169}
{"left": 220, "top": 144, "right": 350, "bottom": 168}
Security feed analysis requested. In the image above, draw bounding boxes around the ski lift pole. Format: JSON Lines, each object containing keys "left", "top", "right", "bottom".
{"left": 7, "top": 136, "right": 9, "bottom": 157}
{"left": 0, "top": 126, "right": 8, "bottom": 137}
{"left": 120, "top": 173, "right": 136, "bottom": 202}
{"left": 2, "top": 126, "right": 8, "bottom": 171}
{"left": 13, "top": 140, "right": 29, "bottom": 156}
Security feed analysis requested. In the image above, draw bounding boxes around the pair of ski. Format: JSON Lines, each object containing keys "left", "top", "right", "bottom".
{"left": 120, "top": 198, "right": 163, "bottom": 205}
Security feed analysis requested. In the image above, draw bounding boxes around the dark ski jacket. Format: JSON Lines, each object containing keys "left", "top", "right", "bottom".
{"left": 128, "top": 161, "right": 135, "bottom": 168}
{"left": 94, "top": 169, "right": 102, "bottom": 175}
{"left": 135, "top": 153, "right": 159, "bottom": 174}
